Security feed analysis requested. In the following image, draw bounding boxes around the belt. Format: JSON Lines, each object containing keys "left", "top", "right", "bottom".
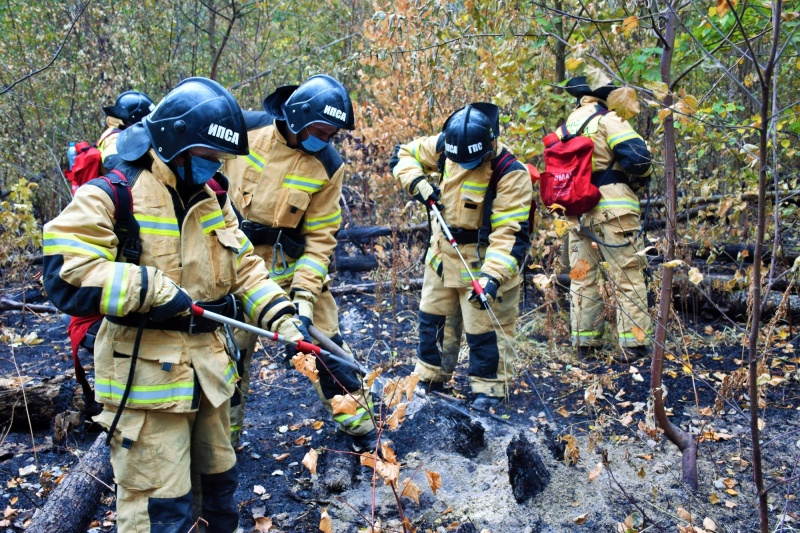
{"left": 106, "top": 296, "right": 243, "bottom": 334}
{"left": 591, "top": 169, "right": 628, "bottom": 188}
{"left": 240, "top": 221, "right": 306, "bottom": 258}
{"left": 448, "top": 227, "right": 490, "bottom": 246}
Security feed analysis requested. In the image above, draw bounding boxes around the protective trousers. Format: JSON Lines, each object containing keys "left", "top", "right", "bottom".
{"left": 415, "top": 264, "right": 518, "bottom": 397}
{"left": 97, "top": 393, "right": 238, "bottom": 533}
{"left": 230, "top": 288, "right": 374, "bottom": 445}
{"left": 568, "top": 213, "right": 652, "bottom": 349}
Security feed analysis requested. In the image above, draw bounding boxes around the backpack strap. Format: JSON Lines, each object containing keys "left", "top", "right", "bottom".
{"left": 92, "top": 164, "right": 143, "bottom": 264}
{"left": 478, "top": 148, "right": 521, "bottom": 245}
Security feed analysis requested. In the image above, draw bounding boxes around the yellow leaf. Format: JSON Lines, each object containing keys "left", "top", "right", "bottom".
{"left": 644, "top": 80, "right": 669, "bottom": 100}
{"left": 622, "top": 15, "right": 639, "bottom": 36}
{"left": 585, "top": 65, "right": 612, "bottom": 90}
{"left": 569, "top": 259, "right": 591, "bottom": 281}
{"left": 709, "top": 492, "right": 721, "bottom": 504}
{"left": 716, "top": 0, "right": 736, "bottom": 17}
{"left": 387, "top": 403, "right": 407, "bottom": 430}
{"left": 319, "top": 508, "right": 332, "bottom": 533}
{"left": 565, "top": 57, "right": 584, "bottom": 71}
{"left": 663, "top": 259, "right": 685, "bottom": 268}
{"left": 556, "top": 406, "right": 571, "bottom": 418}
{"left": 573, "top": 512, "right": 588, "bottom": 524}
{"left": 658, "top": 108, "right": 673, "bottom": 121}
{"left": 401, "top": 478, "right": 422, "bottom": 504}
{"left": 313, "top": 420, "right": 325, "bottom": 430}
{"left": 254, "top": 516, "right": 273, "bottom": 532}
{"left": 688, "top": 267, "right": 704, "bottom": 285}
{"left": 426, "top": 470, "right": 442, "bottom": 496}
{"left": 292, "top": 353, "right": 319, "bottom": 383}
{"left": 331, "top": 394, "right": 358, "bottom": 416}
{"left": 553, "top": 218, "right": 570, "bottom": 237}
{"left": 302, "top": 448, "right": 318, "bottom": 475}
{"left": 607, "top": 87, "right": 640, "bottom": 120}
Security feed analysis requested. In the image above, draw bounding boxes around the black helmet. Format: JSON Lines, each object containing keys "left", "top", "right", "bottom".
{"left": 441, "top": 103, "right": 499, "bottom": 166}
{"left": 279, "top": 74, "right": 355, "bottom": 133}
{"left": 565, "top": 76, "right": 617, "bottom": 104}
{"left": 116, "top": 77, "right": 249, "bottom": 162}
{"left": 103, "top": 91, "right": 155, "bottom": 126}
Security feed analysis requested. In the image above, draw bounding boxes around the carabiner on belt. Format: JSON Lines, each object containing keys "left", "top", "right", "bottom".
{"left": 271, "top": 229, "right": 288, "bottom": 275}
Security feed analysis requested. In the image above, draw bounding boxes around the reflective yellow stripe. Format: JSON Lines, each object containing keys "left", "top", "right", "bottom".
{"left": 201, "top": 210, "right": 226, "bottom": 234}
{"left": 135, "top": 214, "right": 180, "bottom": 237}
{"left": 296, "top": 256, "right": 327, "bottom": 278}
{"left": 96, "top": 379, "right": 195, "bottom": 404}
{"left": 243, "top": 283, "right": 284, "bottom": 320}
{"left": 304, "top": 209, "right": 341, "bottom": 231}
{"left": 235, "top": 237, "right": 254, "bottom": 267}
{"left": 608, "top": 130, "right": 642, "bottom": 149}
{"left": 598, "top": 198, "right": 639, "bottom": 211}
{"left": 490, "top": 207, "right": 530, "bottom": 229}
{"left": 245, "top": 151, "right": 265, "bottom": 172}
{"left": 283, "top": 175, "right": 325, "bottom": 193}
{"left": 101, "top": 263, "right": 128, "bottom": 316}
{"left": 43, "top": 232, "right": 115, "bottom": 260}
{"left": 461, "top": 181, "right": 488, "bottom": 195}
{"left": 485, "top": 251, "right": 517, "bottom": 274}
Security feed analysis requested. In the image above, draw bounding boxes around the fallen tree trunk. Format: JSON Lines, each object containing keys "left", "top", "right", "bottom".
{"left": 330, "top": 278, "right": 423, "bottom": 296}
{"left": 27, "top": 433, "right": 113, "bottom": 533}
{"left": 0, "top": 299, "right": 58, "bottom": 313}
{"left": 0, "top": 374, "right": 85, "bottom": 429}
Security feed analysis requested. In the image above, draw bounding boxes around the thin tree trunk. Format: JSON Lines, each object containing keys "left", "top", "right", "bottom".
{"left": 652, "top": 0, "right": 697, "bottom": 490}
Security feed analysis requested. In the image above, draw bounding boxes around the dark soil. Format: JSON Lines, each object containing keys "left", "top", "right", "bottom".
{"left": 1, "top": 272, "right": 799, "bottom": 532}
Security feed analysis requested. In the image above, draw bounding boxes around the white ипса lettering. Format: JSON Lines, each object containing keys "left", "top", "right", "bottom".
{"left": 208, "top": 123, "right": 240, "bottom": 146}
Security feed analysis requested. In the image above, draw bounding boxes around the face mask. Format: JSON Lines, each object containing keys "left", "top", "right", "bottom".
{"left": 300, "top": 134, "right": 328, "bottom": 154}
{"left": 177, "top": 156, "right": 221, "bottom": 185}
{"left": 460, "top": 158, "right": 483, "bottom": 170}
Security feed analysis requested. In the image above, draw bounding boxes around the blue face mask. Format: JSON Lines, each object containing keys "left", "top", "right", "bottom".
{"left": 177, "top": 156, "right": 221, "bottom": 185}
{"left": 460, "top": 158, "right": 484, "bottom": 170}
{"left": 301, "top": 134, "right": 328, "bottom": 154}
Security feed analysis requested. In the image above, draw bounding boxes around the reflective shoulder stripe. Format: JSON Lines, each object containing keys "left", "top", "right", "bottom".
{"left": 461, "top": 181, "right": 489, "bottom": 195}
{"left": 283, "top": 175, "right": 326, "bottom": 193}
{"left": 245, "top": 151, "right": 266, "bottom": 172}
{"left": 135, "top": 214, "right": 180, "bottom": 236}
{"left": 201, "top": 210, "right": 226, "bottom": 235}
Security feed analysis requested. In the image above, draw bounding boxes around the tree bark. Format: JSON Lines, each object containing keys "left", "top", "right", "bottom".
{"left": 27, "top": 433, "right": 113, "bottom": 533}
{"left": 0, "top": 374, "right": 85, "bottom": 429}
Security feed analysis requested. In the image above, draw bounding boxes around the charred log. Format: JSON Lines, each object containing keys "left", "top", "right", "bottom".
{"left": 507, "top": 432, "right": 551, "bottom": 504}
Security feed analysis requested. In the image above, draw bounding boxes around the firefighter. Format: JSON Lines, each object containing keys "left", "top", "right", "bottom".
{"left": 391, "top": 103, "right": 532, "bottom": 410}
{"left": 99, "top": 90, "right": 155, "bottom": 171}
{"left": 43, "top": 77, "right": 305, "bottom": 533}
{"left": 224, "top": 75, "right": 378, "bottom": 452}
{"left": 561, "top": 76, "right": 654, "bottom": 361}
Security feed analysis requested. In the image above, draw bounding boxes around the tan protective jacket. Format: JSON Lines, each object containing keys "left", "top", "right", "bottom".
{"left": 393, "top": 135, "right": 532, "bottom": 289}
{"left": 560, "top": 96, "right": 653, "bottom": 226}
{"left": 43, "top": 150, "right": 293, "bottom": 412}
{"left": 97, "top": 117, "right": 124, "bottom": 168}
{"left": 224, "top": 122, "right": 343, "bottom": 296}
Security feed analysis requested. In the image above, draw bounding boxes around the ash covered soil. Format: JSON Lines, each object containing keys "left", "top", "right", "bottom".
{"left": 0, "top": 277, "right": 799, "bottom": 532}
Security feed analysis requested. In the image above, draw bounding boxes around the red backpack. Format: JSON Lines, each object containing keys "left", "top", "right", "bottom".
{"left": 64, "top": 141, "right": 103, "bottom": 195}
{"left": 539, "top": 108, "right": 608, "bottom": 216}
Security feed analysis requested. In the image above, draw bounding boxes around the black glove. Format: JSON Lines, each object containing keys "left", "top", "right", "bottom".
{"left": 468, "top": 274, "right": 499, "bottom": 311}
{"left": 149, "top": 286, "right": 192, "bottom": 322}
{"left": 410, "top": 177, "right": 442, "bottom": 210}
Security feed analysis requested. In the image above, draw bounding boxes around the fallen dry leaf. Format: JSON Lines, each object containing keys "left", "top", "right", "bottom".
{"left": 254, "top": 516, "right": 273, "bottom": 532}
{"left": 302, "top": 448, "right": 318, "bottom": 475}
{"left": 401, "top": 517, "right": 417, "bottom": 532}
{"left": 427, "top": 470, "right": 442, "bottom": 496}
{"left": 319, "top": 508, "right": 332, "bottom": 533}
{"left": 331, "top": 394, "right": 358, "bottom": 416}
{"left": 273, "top": 453, "right": 290, "bottom": 461}
{"left": 588, "top": 462, "right": 603, "bottom": 481}
{"left": 253, "top": 485, "right": 266, "bottom": 496}
{"left": 573, "top": 512, "right": 588, "bottom": 525}
{"left": 703, "top": 517, "right": 717, "bottom": 531}
{"left": 677, "top": 506, "right": 693, "bottom": 523}
{"left": 401, "top": 478, "right": 422, "bottom": 504}
{"left": 365, "top": 368, "right": 383, "bottom": 388}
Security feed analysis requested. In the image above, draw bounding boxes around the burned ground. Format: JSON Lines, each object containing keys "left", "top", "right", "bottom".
{"left": 0, "top": 274, "right": 799, "bottom": 532}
